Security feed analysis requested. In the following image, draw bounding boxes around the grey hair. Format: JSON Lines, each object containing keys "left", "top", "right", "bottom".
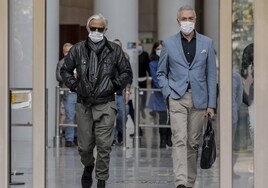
{"left": 62, "top": 43, "right": 73, "bottom": 55}
{"left": 177, "top": 5, "right": 196, "bottom": 18}
{"left": 63, "top": 43, "right": 73, "bottom": 49}
{"left": 86, "top": 13, "right": 108, "bottom": 32}
{"left": 113, "top": 39, "right": 122, "bottom": 47}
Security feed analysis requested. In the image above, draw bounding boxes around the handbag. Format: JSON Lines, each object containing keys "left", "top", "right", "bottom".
{"left": 200, "top": 117, "right": 216, "bottom": 169}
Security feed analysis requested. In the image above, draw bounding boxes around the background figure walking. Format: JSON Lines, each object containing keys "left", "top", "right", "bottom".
{"left": 129, "top": 40, "right": 150, "bottom": 137}
{"left": 137, "top": 40, "right": 150, "bottom": 119}
{"left": 112, "top": 39, "right": 131, "bottom": 145}
{"left": 232, "top": 71, "right": 243, "bottom": 178}
{"left": 241, "top": 43, "right": 254, "bottom": 173}
{"left": 56, "top": 43, "right": 77, "bottom": 147}
{"left": 148, "top": 40, "right": 172, "bottom": 148}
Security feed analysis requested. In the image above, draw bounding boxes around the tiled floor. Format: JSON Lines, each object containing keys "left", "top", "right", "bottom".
{"left": 10, "top": 109, "right": 254, "bottom": 188}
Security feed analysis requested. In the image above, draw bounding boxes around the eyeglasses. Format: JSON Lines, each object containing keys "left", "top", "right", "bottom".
{"left": 89, "top": 27, "right": 105, "bottom": 33}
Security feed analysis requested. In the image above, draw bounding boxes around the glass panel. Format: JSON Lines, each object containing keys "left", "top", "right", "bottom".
{"left": 9, "top": 0, "right": 33, "bottom": 186}
{"left": 232, "top": 0, "right": 254, "bottom": 187}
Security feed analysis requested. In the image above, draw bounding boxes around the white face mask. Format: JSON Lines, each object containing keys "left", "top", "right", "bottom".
{"left": 88, "top": 31, "right": 104, "bottom": 43}
{"left": 180, "top": 21, "right": 195, "bottom": 35}
{"left": 155, "top": 49, "right": 161, "bottom": 57}
{"left": 137, "top": 45, "right": 143, "bottom": 55}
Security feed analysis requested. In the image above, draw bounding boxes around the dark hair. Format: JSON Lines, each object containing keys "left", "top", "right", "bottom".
{"left": 150, "top": 40, "right": 163, "bottom": 61}
{"left": 241, "top": 43, "right": 254, "bottom": 79}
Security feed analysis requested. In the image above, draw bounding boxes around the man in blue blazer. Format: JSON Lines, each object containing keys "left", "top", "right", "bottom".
{"left": 157, "top": 5, "right": 217, "bottom": 188}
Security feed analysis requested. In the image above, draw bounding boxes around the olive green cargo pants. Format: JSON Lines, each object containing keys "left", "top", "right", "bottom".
{"left": 76, "top": 101, "right": 116, "bottom": 180}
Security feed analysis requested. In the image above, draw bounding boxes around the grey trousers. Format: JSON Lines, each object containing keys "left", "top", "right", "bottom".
{"left": 76, "top": 101, "right": 116, "bottom": 181}
{"left": 169, "top": 92, "right": 205, "bottom": 187}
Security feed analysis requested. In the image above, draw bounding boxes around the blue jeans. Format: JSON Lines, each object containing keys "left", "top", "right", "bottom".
{"left": 63, "top": 92, "right": 77, "bottom": 141}
{"left": 114, "top": 95, "right": 129, "bottom": 142}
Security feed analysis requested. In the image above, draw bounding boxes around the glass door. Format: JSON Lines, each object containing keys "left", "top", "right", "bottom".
{"left": 9, "top": 0, "right": 34, "bottom": 186}
{"left": 231, "top": 0, "right": 254, "bottom": 187}
{"left": 9, "top": 0, "right": 46, "bottom": 187}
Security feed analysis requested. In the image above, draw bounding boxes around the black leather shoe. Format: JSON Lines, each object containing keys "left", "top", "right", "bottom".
{"left": 139, "top": 128, "right": 143, "bottom": 136}
{"left": 129, "top": 128, "right": 143, "bottom": 137}
{"left": 65, "top": 141, "right": 73, "bottom": 147}
{"left": 112, "top": 139, "right": 116, "bottom": 146}
{"left": 97, "top": 180, "right": 105, "bottom": 188}
{"left": 160, "top": 139, "right": 166, "bottom": 148}
{"left": 74, "top": 136, "right": 78, "bottom": 146}
{"left": 167, "top": 137, "right": 172, "bottom": 147}
{"left": 81, "top": 165, "right": 94, "bottom": 188}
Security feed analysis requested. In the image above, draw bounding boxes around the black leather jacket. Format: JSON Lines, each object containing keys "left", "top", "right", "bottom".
{"left": 60, "top": 37, "right": 133, "bottom": 104}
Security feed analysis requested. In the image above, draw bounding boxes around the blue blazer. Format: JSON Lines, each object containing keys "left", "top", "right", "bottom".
{"left": 157, "top": 32, "right": 217, "bottom": 109}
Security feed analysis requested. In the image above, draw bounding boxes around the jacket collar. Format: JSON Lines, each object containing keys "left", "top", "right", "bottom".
{"left": 85, "top": 36, "right": 113, "bottom": 52}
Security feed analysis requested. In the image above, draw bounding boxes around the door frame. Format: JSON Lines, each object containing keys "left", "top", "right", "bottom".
{"left": 0, "top": 0, "right": 46, "bottom": 187}
{"left": 32, "top": 0, "right": 46, "bottom": 187}
{"left": 0, "top": 0, "right": 9, "bottom": 186}
{"left": 219, "top": 0, "right": 232, "bottom": 187}
{"left": 220, "top": 0, "right": 268, "bottom": 187}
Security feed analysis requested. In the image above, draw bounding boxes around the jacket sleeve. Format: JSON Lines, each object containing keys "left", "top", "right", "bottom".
{"left": 113, "top": 47, "right": 133, "bottom": 90}
{"left": 60, "top": 47, "right": 79, "bottom": 92}
{"left": 149, "top": 61, "right": 160, "bottom": 88}
{"left": 206, "top": 40, "right": 217, "bottom": 109}
{"left": 157, "top": 42, "right": 171, "bottom": 100}
{"left": 56, "top": 59, "right": 64, "bottom": 82}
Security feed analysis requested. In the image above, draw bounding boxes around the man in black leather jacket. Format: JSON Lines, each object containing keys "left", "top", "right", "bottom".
{"left": 61, "top": 14, "right": 132, "bottom": 188}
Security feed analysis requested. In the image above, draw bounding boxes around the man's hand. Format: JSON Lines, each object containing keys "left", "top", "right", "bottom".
{"left": 124, "top": 91, "right": 130, "bottom": 104}
{"left": 205, "top": 108, "right": 215, "bottom": 118}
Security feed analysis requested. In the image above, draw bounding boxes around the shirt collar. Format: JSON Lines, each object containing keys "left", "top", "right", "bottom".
{"left": 180, "top": 30, "right": 196, "bottom": 40}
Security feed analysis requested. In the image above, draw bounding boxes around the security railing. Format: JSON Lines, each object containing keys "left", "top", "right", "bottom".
{"left": 54, "top": 86, "right": 128, "bottom": 149}
{"left": 54, "top": 86, "right": 171, "bottom": 149}
{"left": 134, "top": 87, "right": 170, "bottom": 149}
{"left": 54, "top": 86, "right": 77, "bottom": 148}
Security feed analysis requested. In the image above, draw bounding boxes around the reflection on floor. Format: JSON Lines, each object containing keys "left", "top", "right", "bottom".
{"left": 11, "top": 108, "right": 253, "bottom": 188}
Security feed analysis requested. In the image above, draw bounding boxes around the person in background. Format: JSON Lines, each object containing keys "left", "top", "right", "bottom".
{"left": 157, "top": 5, "right": 217, "bottom": 188}
{"left": 232, "top": 71, "right": 243, "bottom": 178}
{"left": 241, "top": 43, "right": 254, "bottom": 173}
{"left": 60, "top": 14, "right": 133, "bottom": 188}
{"left": 129, "top": 40, "right": 150, "bottom": 137}
{"left": 241, "top": 43, "right": 254, "bottom": 146}
{"left": 112, "top": 39, "right": 132, "bottom": 145}
{"left": 148, "top": 40, "right": 172, "bottom": 148}
{"left": 56, "top": 43, "right": 77, "bottom": 147}
{"left": 56, "top": 43, "right": 73, "bottom": 87}
{"left": 137, "top": 40, "right": 150, "bottom": 119}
